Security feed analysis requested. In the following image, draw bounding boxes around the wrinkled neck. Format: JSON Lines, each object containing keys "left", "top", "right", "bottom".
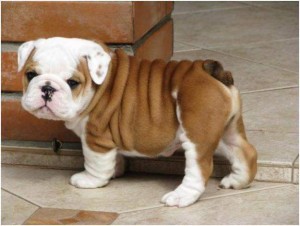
{"left": 79, "top": 50, "right": 119, "bottom": 118}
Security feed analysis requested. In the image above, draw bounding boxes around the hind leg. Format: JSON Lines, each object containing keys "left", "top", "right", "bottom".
{"left": 161, "top": 127, "right": 215, "bottom": 207}
{"left": 161, "top": 137, "right": 213, "bottom": 207}
{"left": 161, "top": 104, "right": 224, "bottom": 207}
{"left": 217, "top": 115, "right": 257, "bottom": 189}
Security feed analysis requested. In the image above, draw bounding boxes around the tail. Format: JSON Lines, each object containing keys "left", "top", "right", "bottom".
{"left": 202, "top": 60, "right": 234, "bottom": 86}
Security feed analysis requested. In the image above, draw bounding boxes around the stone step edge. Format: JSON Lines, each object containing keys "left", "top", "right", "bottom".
{"left": 1, "top": 143, "right": 298, "bottom": 184}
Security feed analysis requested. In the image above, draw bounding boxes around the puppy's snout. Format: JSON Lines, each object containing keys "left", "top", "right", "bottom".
{"left": 41, "top": 85, "right": 56, "bottom": 102}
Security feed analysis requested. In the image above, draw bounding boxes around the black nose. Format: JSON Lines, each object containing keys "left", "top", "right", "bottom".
{"left": 41, "top": 85, "right": 56, "bottom": 102}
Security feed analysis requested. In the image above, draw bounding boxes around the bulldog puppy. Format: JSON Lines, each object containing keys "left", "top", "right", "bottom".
{"left": 18, "top": 37, "right": 257, "bottom": 207}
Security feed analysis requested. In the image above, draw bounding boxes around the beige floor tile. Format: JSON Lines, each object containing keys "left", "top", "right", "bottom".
{"left": 243, "top": 1, "right": 299, "bottom": 15}
{"left": 2, "top": 166, "right": 286, "bottom": 213}
{"left": 173, "top": 2, "right": 247, "bottom": 15}
{"left": 242, "top": 88, "right": 298, "bottom": 133}
{"left": 256, "top": 165, "right": 293, "bottom": 183}
{"left": 113, "top": 185, "right": 299, "bottom": 225}
{"left": 293, "top": 156, "right": 299, "bottom": 184}
{"left": 1, "top": 190, "right": 39, "bottom": 225}
{"left": 293, "top": 168, "right": 299, "bottom": 184}
{"left": 173, "top": 7, "right": 298, "bottom": 48}
{"left": 24, "top": 208, "right": 118, "bottom": 225}
{"left": 212, "top": 39, "right": 299, "bottom": 73}
{"left": 172, "top": 49, "right": 298, "bottom": 92}
{"left": 247, "top": 130, "right": 298, "bottom": 166}
{"left": 174, "top": 41, "right": 199, "bottom": 52}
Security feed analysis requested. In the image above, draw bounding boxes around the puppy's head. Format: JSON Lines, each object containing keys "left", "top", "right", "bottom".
{"left": 18, "top": 37, "right": 111, "bottom": 121}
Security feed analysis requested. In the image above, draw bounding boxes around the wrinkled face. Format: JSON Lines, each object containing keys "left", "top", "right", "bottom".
{"left": 19, "top": 37, "right": 111, "bottom": 121}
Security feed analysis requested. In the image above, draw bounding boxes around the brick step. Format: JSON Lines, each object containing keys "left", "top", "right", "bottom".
{"left": 1, "top": 2, "right": 173, "bottom": 43}
{"left": 1, "top": 19, "right": 173, "bottom": 142}
{"left": 1, "top": 19, "right": 173, "bottom": 92}
{"left": 3, "top": 140, "right": 298, "bottom": 184}
{"left": 1, "top": 140, "right": 230, "bottom": 178}
{"left": 1, "top": 94, "right": 79, "bottom": 142}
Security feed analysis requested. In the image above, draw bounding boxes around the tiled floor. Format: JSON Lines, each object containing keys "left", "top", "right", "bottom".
{"left": 1, "top": 2, "right": 299, "bottom": 225}
{"left": 2, "top": 165, "right": 299, "bottom": 225}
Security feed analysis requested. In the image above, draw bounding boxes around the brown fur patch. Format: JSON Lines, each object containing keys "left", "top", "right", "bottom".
{"left": 84, "top": 49, "right": 257, "bottom": 186}
{"left": 72, "top": 58, "right": 95, "bottom": 99}
{"left": 21, "top": 49, "right": 37, "bottom": 93}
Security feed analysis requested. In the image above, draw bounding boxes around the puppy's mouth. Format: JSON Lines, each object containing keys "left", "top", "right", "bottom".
{"left": 37, "top": 105, "right": 56, "bottom": 114}
{"left": 33, "top": 104, "right": 59, "bottom": 119}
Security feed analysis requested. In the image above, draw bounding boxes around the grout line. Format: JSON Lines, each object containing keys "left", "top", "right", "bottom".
{"left": 206, "top": 37, "right": 299, "bottom": 50}
{"left": 201, "top": 184, "right": 292, "bottom": 202}
{"left": 172, "top": 6, "right": 251, "bottom": 16}
{"left": 118, "top": 204, "right": 164, "bottom": 214}
{"left": 240, "top": 2, "right": 299, "bottom": 15}
{"left": 246, "top": 129, "right": 298, "bottom": 134}
{"left": 240, "top": 85, "right": 299, "bottom": 95}
{"left": 204, "top": 49, "right": 299, "bottom": 74}
{"left": 174, "top": 37, "right": 298, "bottom": 53}
{"left": 21, "top": 208, "right": 41, "bottom": 225}
{"left": 292, "top": 154, "right": 299, "bottom": 167}
{"left": 174, "top": 40, "right": 203, "bottom": 53}
{"left": 1, "top": 188, "right": 41, "bottom": 208}
{"left": 117, "top": 184, "right": 290, "bottom": 215}
{"left": 291, "top": 154, "right": 299, "bottom": 183}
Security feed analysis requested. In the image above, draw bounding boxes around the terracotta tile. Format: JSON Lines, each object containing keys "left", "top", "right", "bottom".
{"left": 24, "top": 208, "right": 118, "bottom": 225}
{"left": 113, "top": 185, "right": 299, "bottom": 225}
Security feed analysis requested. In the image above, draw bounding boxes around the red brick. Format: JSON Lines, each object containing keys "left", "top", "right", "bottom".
{"left": 135, "top": 19, "right": 173, "bottom": 61}
{"left": 1, "top": 96, "right": 79, "bottom": 142}
{"left": 1, "top": 2, "right": 173, "bottom": 43}
{"left": 133, "top": 2, "right": 173, "bottom": 41}
{"left": 1, "top": 19, "right": 173, "bottom": 92}
{"left": 1, "top": 52, "right": 22, "bottom": 92}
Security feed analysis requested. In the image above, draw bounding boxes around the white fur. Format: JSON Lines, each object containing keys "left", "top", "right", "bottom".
{"left": 18, "top": 37, "right": 111, "bottom": 85}
{"left": 19, "top": 37, "right": 111, "bottom": 121}
{"left": 70, "top": 134, "right": 117, "bottom": 189}
{"left": 171, "top": 90, "right": 178, "bottom": 99}
{"left": 22, "top": 74, "right": 94, "bottom": 121}
{"left": 216, "top": 140, "right": 250, "bottom": 189}
{"left": 161, "top": 106, "right": 205, "bottom": 207}
{"left": 66, "top": 117, "right": 124, "bottom": 183}
{"left": 215, "top": 86, "right": 250, "bottom": 189}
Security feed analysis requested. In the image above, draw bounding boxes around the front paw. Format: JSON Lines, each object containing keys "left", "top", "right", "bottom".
{"left": 161, "top": 189, "right": 201, "bottom": 208}
{"left": 70, "top": 171, "right": 108, "bottom": 188}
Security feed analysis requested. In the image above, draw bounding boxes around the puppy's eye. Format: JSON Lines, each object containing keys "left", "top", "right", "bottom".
{"left": 26, "top": 71, "right": 38, "bottom": 82}
{"left": 67, "top": 79, "right": 80, "bottom": 89}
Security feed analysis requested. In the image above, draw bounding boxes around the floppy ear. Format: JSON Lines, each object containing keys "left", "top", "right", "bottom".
{"left": 83, "top": 44, "right": 111, "bottom": 85}
{"left": 17, "top": 41, "right": 35, "bottom": 72}
{"left": 17, "top": 38, "right": 46, "bottom": 72}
